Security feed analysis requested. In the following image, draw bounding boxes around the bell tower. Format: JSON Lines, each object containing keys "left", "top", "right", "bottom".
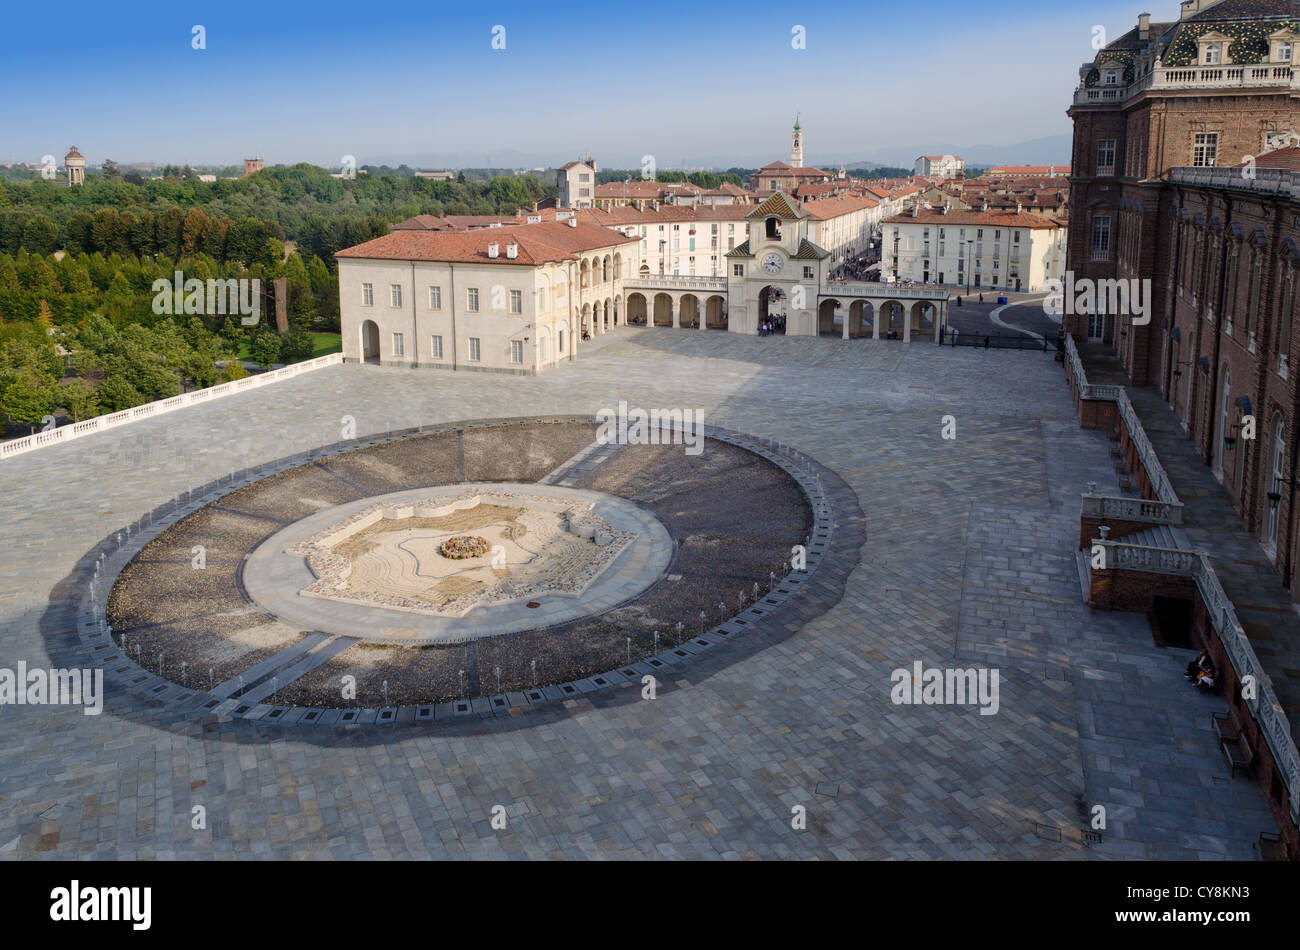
{"left": 790, "top": 115, "right": 803, "bottom": 168}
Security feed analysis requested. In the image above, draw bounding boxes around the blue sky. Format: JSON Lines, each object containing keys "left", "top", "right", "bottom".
{"left": 0, "top": 0, "right": 1153, "bottom": 168}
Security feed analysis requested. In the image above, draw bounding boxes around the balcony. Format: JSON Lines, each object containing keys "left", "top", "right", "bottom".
{"left": 1073, "top": 63, "right": 1296, "bottom": 106}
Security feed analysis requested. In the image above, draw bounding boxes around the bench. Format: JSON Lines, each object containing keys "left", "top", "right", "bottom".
{"left": 1220, "top": 731, "right": 1255, "bottom": 778}
{"left": 1211, "top": 711, "right": 1239, "bottom": 743}
{"left": 1255, "top": 832, "right": 1287, "bottom": 861}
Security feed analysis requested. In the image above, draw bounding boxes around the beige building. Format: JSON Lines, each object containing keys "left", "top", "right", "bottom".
{"left": 913, "top": 155, "right": 965, "bottom": 179}
{"left": 337, "top": 220, "right": 637, "bottom": 374}
{"left": 557, "top": 155, "right": 598, "bottom": 208}
{"left": 880, "top": 206, "right": 1067, "bottom": 292}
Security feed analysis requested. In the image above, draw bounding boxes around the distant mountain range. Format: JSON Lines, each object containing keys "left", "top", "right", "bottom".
{"left": 356, "top": 134, "right": 1073, "bottom": 173}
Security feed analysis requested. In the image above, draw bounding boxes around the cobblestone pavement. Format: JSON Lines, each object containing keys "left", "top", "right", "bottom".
{"left": 0, "top": 327, "right": 1276, "bottom": 859}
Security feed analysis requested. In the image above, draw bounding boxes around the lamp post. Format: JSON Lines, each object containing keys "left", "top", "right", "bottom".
{"left": 965, "top": 239, "right": 974, "bottom": 295}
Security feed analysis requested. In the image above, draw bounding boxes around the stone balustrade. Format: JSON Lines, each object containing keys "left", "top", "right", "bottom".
{"left": 0, "top": 353, "right": 345, "bottom": 462}
{"left": 1098, "top": 541, "right": 1300, "bottom": 823}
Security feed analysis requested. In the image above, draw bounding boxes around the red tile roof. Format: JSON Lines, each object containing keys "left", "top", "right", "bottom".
{"left": 336, "top": 220, "right": 636, "bottom": 265}
{"left": 881, "top": 207, "right": 1063, "bottom": 229}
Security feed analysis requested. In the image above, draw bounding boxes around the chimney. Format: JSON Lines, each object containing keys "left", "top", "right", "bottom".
{"left": 1138, "top": 12, "right": 1150, "bottom": 39}
{"left": 506, "top": 243, "right": 518, "bottom": 259}
{"left": 488, "top": 242, "right": 500, "bottom": 258}
{"left": 1016, "top": 201, "right": 1023, "bottom": 214}
{"left": 568, "top": 217, "right": 578, "bottom": 228}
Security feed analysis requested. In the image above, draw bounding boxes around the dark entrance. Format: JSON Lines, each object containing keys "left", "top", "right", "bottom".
{"left": 1150, "top": 595, "right": 1193, "bottom": 648}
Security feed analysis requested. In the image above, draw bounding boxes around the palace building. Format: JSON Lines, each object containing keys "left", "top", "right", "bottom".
{"left": 337, "top": 120, "right": 949, "bottom": 373}
{"left": 1066, "top": 0, "right": 1300, "bottom": 586}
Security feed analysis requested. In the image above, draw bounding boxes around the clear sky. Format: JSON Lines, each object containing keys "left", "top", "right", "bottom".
{"left": 0, "top": 0, "right": 1154, "bottom": 168}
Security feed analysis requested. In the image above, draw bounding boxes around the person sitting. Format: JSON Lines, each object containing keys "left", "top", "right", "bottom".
{"left": 1185, "top": 650, "right": 1213, "bottom": 682}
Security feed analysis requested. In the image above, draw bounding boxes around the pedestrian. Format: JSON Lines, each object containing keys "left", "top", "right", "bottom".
{"left": 957, "top": 295, "right": 962, "bottom": 307}
{"left": 979, "top": 293, "right": 984, "bottom": 304}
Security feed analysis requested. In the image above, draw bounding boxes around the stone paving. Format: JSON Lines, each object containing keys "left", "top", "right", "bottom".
{"left": 0, "top": 326, "right": 1279, "bottom": 859}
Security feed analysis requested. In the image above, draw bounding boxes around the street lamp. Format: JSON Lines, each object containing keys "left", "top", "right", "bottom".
{"left": 965, "top": 239, "right": 974, "bottom": 295}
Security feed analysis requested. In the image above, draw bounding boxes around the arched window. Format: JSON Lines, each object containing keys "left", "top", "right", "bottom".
{"left": 1267, "top": 414, "right": 1286, "bottom": 550}
{"left": 765, "top": 217, "right": 781, "bottom": 240}
{"left": 1216, "top": 364, "right": 1231, "bottom": 475}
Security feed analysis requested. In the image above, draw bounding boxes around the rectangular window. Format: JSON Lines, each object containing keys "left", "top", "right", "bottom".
{"left": 361, "top": 283, "right": 374, "bottom": 306}
{"left": 1205, "top": 43, "right": 1221, "bottom": 65}
{"left": 1193, "top": 133, "right": 1219, "bottom": 167}
{"left": 467, "top": 287, "right": 479, "bottom": 312}
{"left": 1097, "top": 139, "right": 1116, "bottom": 173}
{"left": 733, "top": 263, "right": 744, "bottom": 276}
{"left": 509, "top": 290, "right": 522, "bottom": 314}
{"left": 468, "top": 337, "right": 481, "bottom": 362}
{"left": 392, "top": 332, "right": 404, "bottom": 357}
{"left": 510, "top": 340, "right": 523, "bottom": 364}
{"left": 429, "top": 286, "right": 441, "bottom": 309}
{"left": 430, "top": 334, "right": 443, "bottom": 360}
{"left": 1279, "top": 41, "right": 1293, "bottom": 61}
{"left": 1091, "top": 216, "right": 1111, "bottom": 260}
{"left": 390, "top": 284, "right": 402, "bottom": 308}
{"left": 803, "top": 266, "right": 814, "bottom": 279}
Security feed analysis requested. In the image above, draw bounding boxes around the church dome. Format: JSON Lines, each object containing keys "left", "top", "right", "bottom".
{"left": 64, "top": 147, "right": 86, "bottom": 164}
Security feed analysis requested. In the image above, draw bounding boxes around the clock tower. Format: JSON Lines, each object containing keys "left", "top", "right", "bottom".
{"left": 724, "top": 190, "right": 828, "bottom": 335}
{"left": 790, "top": 115, "right": 803, "bottom": 168}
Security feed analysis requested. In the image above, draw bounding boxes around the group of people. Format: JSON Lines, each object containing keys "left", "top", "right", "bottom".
{"left": 1185, "top": 649, "right": 1216, "bottom": 690}
{"left": 759, "top": 314, "right": 787, "bottom": 337}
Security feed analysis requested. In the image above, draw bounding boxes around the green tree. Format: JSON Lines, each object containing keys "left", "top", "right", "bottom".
{"left": 56, "top": 376, "right": 99, "bottom": 421}
{"left": 248, "top": 326, "right": 281, "bottom": 369}
{"left": 279, "top": 330, "right": 314, "bottom": 364}
{"left": 2, "top": 372, "right": 53, "bottom": 433}
{"left": 96, "top": 373, "right": 143, "bottom": 412}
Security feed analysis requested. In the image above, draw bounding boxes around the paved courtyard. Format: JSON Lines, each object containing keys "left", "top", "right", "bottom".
{"left": 0, "top": 327, "right": 1278, "bottom": 859}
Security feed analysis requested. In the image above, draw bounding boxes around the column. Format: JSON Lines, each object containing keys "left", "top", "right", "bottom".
{"left": 872, "top": 304, "right": 881, "bottom": 340}
{"left": 842, "top": 302, "right": 850, "bottom": 340}
{"left": 903, "top": 303, "right": 912, "bottom": 343}
{"left": 672, "top": 294, "right": 680, "bottom": 329}
{"left": 934, "top": 301, "right": 944, "bottom": 343}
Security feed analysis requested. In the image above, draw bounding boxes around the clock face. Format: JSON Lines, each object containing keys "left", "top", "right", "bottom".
{"left": 762, "top": 253, "right": 783, "bottom": 275}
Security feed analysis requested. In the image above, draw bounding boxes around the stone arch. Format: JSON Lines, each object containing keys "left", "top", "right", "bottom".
{"left": 602, "top": 255, "right": 612, "bottom": 283}
{"left": 848, "top": 300, "right": 873, "bottom": 338}
{"left": 679, "top": 293, "right": 699, "bottom": 329}
{"left": 614, "top": 252, "right": 624, "bottom": 279}
{"left": 580, "top": 259, "right": 590, "bottom": 289}
{"left": 705, "top": 294, "right": 726, "bottom": 329}
{"left": 581, "top": 302, "right": 592, "bottom": 335}
{"left": 360, "top": 319, "right": 380, "bottom": 363}
{"left": 878, "top": 299, "right": 904, "bottom": 339}
{"left": 817, "top": 298, "right": 841, "bottom": 335}
{"left": 653, "top": 293, "right": 673, "bottom": 327}
{"left": 604, "top": 296, "right": 613, "bottom": 331}
{"left": 627, "top": 292, "right": 647, "bottom": 325}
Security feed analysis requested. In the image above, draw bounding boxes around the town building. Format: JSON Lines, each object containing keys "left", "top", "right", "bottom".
{"left": 557, "top": 155, "right": 598, "bottom": 208}
{"left": 243, "top": 156, "right": 264, "bottom": 177}
{"left": 914, "top": 155, "right": 965, "bottom": 179}
{"left": 336, "top": 219, "right": 637, "bottom": 374}
{"left": 880, "top": 205, "right": 1067, "bottom": 291}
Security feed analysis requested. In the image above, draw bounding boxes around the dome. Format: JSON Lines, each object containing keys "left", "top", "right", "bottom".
{"left": 64, "top": 147, "right": 85, "bottom": 164}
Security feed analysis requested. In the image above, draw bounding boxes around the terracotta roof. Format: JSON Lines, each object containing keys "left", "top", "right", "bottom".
{"left": 64, "top": 147, "right": 84, "bottom": 160}
{"left": 336, "top": 220, "right": 636, "bottom": 265}
{"left": 986, "top": 165, "right": 1071, "bottom": 176}
{"left": 881, "top": 207, "right": 1063, "bottom": 229}
{"left": 801, "top": 195, "right": 880, "bottom": 219}
{"left": 1254, "top": 144, "right": 1300, "bottom": 171}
